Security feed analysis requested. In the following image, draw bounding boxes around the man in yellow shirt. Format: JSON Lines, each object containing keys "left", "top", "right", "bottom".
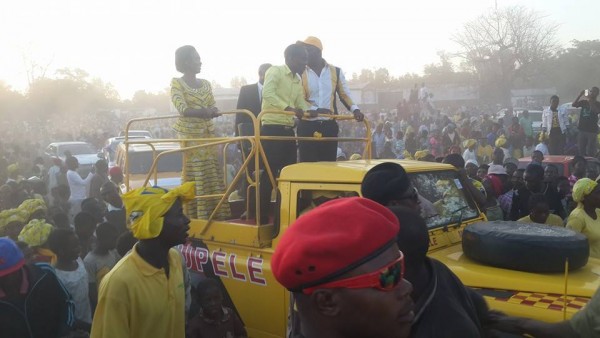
{"left": 517, "top": 193, "right": 564, "bottom": 227}
{"left": 258, "top": 43, "right": 309, "bottom": 224}
{"left": 90, "top": 183, "right": 194, "bottom": 338}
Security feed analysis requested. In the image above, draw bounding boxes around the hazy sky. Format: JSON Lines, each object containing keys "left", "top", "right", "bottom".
{"left": 1, "top": 0, "right": 598, "bottom": 99}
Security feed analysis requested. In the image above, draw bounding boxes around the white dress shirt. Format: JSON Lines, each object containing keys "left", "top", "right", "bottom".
{"left": 67, "top": 170, "right": 93, "bottom": 200}
{"left": 304, "top": 64, "right": 359, "bottom": 121}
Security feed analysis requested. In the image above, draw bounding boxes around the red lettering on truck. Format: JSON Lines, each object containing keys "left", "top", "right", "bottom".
{"left": 230, "top": 254, "right": 247, "bottom": 281}
{"left": 212, "top": 251, "right": 228, "bottom": 277}
{"left": 248, "top": 257, "right": 267, "bottom": 285}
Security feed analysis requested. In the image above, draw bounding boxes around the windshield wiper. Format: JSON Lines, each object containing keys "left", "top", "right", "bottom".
{"left": 443, "top": 205, "right": 469, "bottom": 232}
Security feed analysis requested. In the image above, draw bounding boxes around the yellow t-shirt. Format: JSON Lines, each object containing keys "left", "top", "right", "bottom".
{"left": 90, "top": 245, "right": 186, "bottom": 338}
{"left": 567, "top": 207, "right": 600, "bottom": 259}
{"left": 517, "top": 214, "right": 564, "bottom": 227}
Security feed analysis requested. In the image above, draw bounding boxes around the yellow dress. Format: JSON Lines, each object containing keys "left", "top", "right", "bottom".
{"left": 567, "top": 207, "right": 600, "bottom": 258}
{"left": 171, "top": 78, "right": 230, "bottom": 220}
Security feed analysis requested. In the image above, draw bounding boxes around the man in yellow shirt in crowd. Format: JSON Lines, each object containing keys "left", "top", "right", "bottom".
{"left": 90, "top": 183, "right": 195, "bottom": 338}
{"left": 517, "top": 193, "right": 564, "bottom": 227}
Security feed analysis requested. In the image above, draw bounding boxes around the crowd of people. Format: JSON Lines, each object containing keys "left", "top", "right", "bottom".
{"left": 1, "top": 34, "right": 600, "bottom": 338}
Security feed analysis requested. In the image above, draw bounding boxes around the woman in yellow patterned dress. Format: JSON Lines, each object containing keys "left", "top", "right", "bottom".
{"left": 171, "top": 45, "right": 230, "bottom": 220}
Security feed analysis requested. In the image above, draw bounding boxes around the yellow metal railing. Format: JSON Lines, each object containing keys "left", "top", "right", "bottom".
{"left": 123, "top": 109, "right": 372, "bottom": 228}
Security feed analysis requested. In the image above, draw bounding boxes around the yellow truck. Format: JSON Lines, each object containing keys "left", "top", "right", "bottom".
{"left": 124, "top": 111, "right": 600, "bottom": 338}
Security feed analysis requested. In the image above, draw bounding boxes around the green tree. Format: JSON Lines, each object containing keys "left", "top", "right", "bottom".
{"left": 0, "top": 82, "right": 26, "bottom": 121}
{"left": 26, "top": 68, "right": 120, "bottom": 119}
{"left": 130, "top": 90, "right": 170, "bottom": 112}
{"left": 551, "top": 40, "right": 600, "bottom": 99}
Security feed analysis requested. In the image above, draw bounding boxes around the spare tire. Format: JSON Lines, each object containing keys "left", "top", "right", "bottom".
{"left": 462, "top": 221, "right": 589, "bottom": 273}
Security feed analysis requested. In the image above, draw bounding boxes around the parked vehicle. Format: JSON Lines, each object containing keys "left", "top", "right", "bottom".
{"left": 116, "top": 141, "right": 181, "bottom": 192}
{"left": 44, "top": 141, "right": 102, "bottom": 176}
{"left": 518, "top": 156, "right": 600, "bottom": 177}
{"left": 103, "top": 135, "right": 151, "bottom": 167}
{"left": 516, "top": 110, "right": 543, "bottom": 134}
{"left": 118, "top": 129, "right": 153, "bottom": 138}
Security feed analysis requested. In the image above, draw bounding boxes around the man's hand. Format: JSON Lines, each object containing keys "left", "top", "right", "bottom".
{"left": 209, "top": 107, "right": 221, "bottom": 118}
{"left": 353, "top": 109, "right": 365, "bottom": 122}
{"left": 294, "top": 109, "right": 305, "bottom": 119}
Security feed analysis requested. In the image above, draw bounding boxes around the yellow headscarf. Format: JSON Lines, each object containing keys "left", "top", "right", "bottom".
{"left": 7, "top": 164, "right": 19, "bottom": 175}
{"left": 349, "top": 153, "right": 362, "bottom": 160}
{"left": 572, "top": 178, "right": 598, "bottom": 205}
{"left": 122, "top": 182, "right": 196, "bottom": 240}
{"left": 464, "top": 139, "right": 477, "bottom": 149}
{"left": 0, "top": 209, "right": 28, "bottom": 230}
{"left": 402, "top": 150, "right": 414, "bottom": 160}
{"left": 414, "top": 150, "right": 429, "bottom": 161}
{"left": 18, "top": 219, "right": 53, "bottom": 247}
{"left": 495, "top": 135, "right": 507, "bottom": 148}
{"left": 18, "top": 199, "right": 47, "bottom": 219}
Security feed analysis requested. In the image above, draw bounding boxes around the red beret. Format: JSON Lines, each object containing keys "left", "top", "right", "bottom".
{"left": 109, "top": 166, "right": 123, "bottom": 176}
{"left": 271, "top": 197, "right": 400, "bottom": 291}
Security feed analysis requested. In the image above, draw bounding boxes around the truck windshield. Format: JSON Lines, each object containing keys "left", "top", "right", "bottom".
{"left": 409, "top": 170, "right": 480, "bottom": 229}
{"left": 127, "top": 151, "right": 182, "bottom": 174}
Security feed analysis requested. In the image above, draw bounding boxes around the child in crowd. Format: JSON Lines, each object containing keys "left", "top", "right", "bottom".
{"left": 517, "top": 194, "right": 564, "bottom": 227}
{"left": 84, "top": 222, "right": 120, "bottom": 310}
{"left": 187, "top": 278, "right": 247, "bottom": 338}
{"left": 74, "top": 211, "right": 97, "bottom": 259}
{"left": 47, "top": 228, "right": 92, "bottom": 331}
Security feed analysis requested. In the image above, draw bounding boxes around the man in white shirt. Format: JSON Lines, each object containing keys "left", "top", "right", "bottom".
{"left": 541, "top": 95, "right": 568, "bottom": 155}
{"left": 65, "top": 156, "right": 94, "bottom": 222}
{"left": 297, "top": 36, "right": 364, "bottom": 162}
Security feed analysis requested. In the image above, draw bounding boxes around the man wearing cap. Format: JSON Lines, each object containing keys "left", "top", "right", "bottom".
{"left": 0, "top": 238, "right": 75, "bottom": 337}
{"left": 258, "top": 43, "right": 309, "bottom": 224}
{"left": 90, "top": 182, "right": 194, "bottom": 338}
{"left": 297, "top": 36, "right": 364, "bottom": 162}
{"left": 108, "top": 166, "right": 124, "bottom": 189}
{"left": 271, "top": 197, "right": 414, "bottom": 338}
{"left": 361, "top": 162, "right": 439, "bottom": 222}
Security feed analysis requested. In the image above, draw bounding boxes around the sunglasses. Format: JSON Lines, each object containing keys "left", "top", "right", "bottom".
{"left": 397, "top": 187, "right": 419, "bottom": 201}
{"left": 302, "top": 251, "right": 405, "bottom": 295}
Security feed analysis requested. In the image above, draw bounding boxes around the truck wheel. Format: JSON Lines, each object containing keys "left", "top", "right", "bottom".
{"left": 462, "top": 221, "right": 589, "bottom": 273}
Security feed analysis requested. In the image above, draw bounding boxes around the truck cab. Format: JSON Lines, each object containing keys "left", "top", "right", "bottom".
{"left": 123, "top": 111, "right": 599, "bottom": 338}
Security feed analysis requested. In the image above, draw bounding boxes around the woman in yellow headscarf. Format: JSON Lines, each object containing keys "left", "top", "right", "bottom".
{"left": 171, "top": 45, "right": 230, "bottom": 220}
{"left": 18, "top": 218, "right": 56, "bottom": 264}
{"left": 495, "top": 135, "right": 510, "bottom": 160}
{"left": 0, "top": 209, "right": 28, "bottom": 241}
{"left": 567, "top": 178, "right": 600, "bottom": 258}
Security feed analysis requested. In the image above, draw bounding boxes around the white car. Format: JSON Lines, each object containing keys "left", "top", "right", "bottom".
{"left": 45, "top": 141, "right": 102, "bottom": 176}
{"left": 516, "top": 110, "right": 543, "bottom": 134}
